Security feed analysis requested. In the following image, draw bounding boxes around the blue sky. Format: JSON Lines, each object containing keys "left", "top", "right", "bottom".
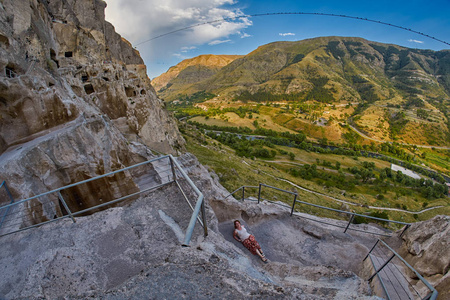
{"left": 104, "top": 0, "right": 450, "bottom": 79}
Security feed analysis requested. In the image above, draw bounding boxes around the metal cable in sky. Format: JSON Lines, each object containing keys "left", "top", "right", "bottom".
{"left": 134, "top": 12, "right": 450, "bottom": 47}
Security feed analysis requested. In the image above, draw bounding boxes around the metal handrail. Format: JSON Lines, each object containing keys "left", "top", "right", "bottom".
{"left": 169, "top": 155, "right": 207, "bottom": 246}
{"left": 230, "top": 183, "right": 411, "bottom": 236}
{"left": 365, "top": 239, "right": 438, "bottom": 300}
{"left": 0, "top": 181, "right": 15, "bottom": 229}
{"left": 0, "top": 155, "right": 207, "bottom": 246}
{"left": 0, "top": 155, "right": 172, "bottom": 211}
{"left": 229, "top": 183, "right": 437, "bottom": 299}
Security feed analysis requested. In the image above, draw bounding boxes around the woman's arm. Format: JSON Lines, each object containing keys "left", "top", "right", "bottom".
{"left": 233, "top": 230, "right": 242, "bottom": 242}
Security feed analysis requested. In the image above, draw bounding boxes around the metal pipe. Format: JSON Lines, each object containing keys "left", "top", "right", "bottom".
{"left": 242, "top": 186, "right": 245, "bottom": 201}
{"left": 168, "top": 155, "right": 207, "bottom": 245}
{"left": 260, "top": 183, "right": 297, "bottom": 195}
{"left": 428, "top": 290, "right": 439, "bottom": 300}
{"left": 261, "top": 183, "right": 410, "bottom": 226}
{"left": 175, "top": 181, "right": 203, "bottom": 227}
{"left": 0, "top": 215, "right": 73, "bottom": 238}
{"left": 290, "top": 194, "right": 297, "bottom": 216}
{"left": 3, "top": 181, "right": 14, "bottom": 203}
{"left": 364, "top": 240, "right": 379, "bottom": 261}
{"left": 368, "top": 254, "right": 395, "bottom": 282}
{"left": 399, "top": 224, "right": 410, "bottom": 237}
{"left": 1, "top": 155, "right": 171, "bottom": 210}
{"left": 58, "top": 191, "right": 76, "bottom": 223}
{"left": 72, "top": 182, "right": 172, "bottom": 216}
{"left": 201, "top": 200, "right": 208, "bottom": 237}
{"left": 169, "top": 155, "right": 202, "bottom": 198}
{"left": 291, "top": 213, "right": 393, "bottom": 237}
{"left": 258, "top": 183, "right": 262, "bottom": 204}
{"left": 182, "top": 194, "right": 204, "bottom": 247}
{"left": 377, "top": 239, "right": 438, "bottom": 294}
{"left": 223, "top": 186, "right": 259, "bottom": 200}
{"left": 0, "top": 181, "right": 15, "bottom": 230}
{"left": 294, "top": 199, "right": 410, "bottom": 225}
{"left": 368, "top": 251, "right": 391, "bottom": 300}
{"left": 344, "top": 214, "right": 355, "bottom": 233}
{"left": 169, "top": 156, "right": 177, "bottom": 182}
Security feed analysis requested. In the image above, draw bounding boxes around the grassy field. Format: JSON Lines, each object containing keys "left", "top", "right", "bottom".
{"left": 184, "top": 127, "right": 449, "bottom": 225}
{"left": 418, "top": 149, "right": 450, "bottom": 176}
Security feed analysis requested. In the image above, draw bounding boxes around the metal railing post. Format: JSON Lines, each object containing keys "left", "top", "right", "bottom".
{"left": 58, "top": 191, "right": 76, "bottom": 223}
{"left": 182, "top": 194, "right": 204, "bottom": 246}
{"left": 399, "top": 224, "right": 410, "bottom": 237}
{"left": 201, "top": 200, "right": 208, "bottom": 237}
{"left": 169, "top": 156, "right": 177, "bottom": 182}
{"left": 368, "top": 254, "right": 395, "bottom": 282}
{"left": 290, "top": 194, "right": 297, "bottom": 216}
{"left": 0, "top": 181, "right": 15, "bottom": 230}
{"left": 241, "top": 186, "right": 245, "bottom": 201}
{"left": 258, "top": 183, "right": 262, "bottom": 204}
{"left": 3, "top": 181, "right": 14, "bottom": 203}
{"left": 344, "top": 213, "right": 355, "bottom": 233}
{"left": 364, "top": 240, "right": 379, "bottom": 261}
{"left": 168, "top": 155, "right": 206, "bottom": 246}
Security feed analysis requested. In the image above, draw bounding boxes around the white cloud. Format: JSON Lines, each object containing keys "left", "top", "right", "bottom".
{"left": 104, "top": 0, "right": 251, "bottom": 77}
{"left": 279, "top": 32, "right": 295, "bottom": 36}
{"left": 208, "top": 39, "right": 232, "bottom": 45}
{"left": 240, "top": 32, "right": 251, "bottom": 38}
{"left": 408, "top": 39, "right": 424, "bottom": 44}
{"left": 181, "top": 46, "right": 197, "bottom": 52}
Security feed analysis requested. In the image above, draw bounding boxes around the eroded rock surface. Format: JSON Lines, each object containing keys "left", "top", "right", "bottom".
{"left": 0, "top": 0, "right": 185, "bottom": 225}
{"left": 0, "top": 0, "right": 183, "bottom": 157}
{"left": 0, "top": 155, "right": 380, "bottom": 299}
{"left": 398, "top": 215, "right": 450, "bottom": 298}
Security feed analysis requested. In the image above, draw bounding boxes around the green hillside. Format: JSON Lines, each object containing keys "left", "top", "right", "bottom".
{"left": 156, "top": 37, "right": 450, "bottom": 148}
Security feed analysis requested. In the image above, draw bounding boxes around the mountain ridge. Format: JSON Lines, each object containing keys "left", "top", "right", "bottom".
{"left": 155, "top": 36, "right": 450, "bottom": 146}
{"left": 152, "top": 54, "right": 242, "bottom": 92}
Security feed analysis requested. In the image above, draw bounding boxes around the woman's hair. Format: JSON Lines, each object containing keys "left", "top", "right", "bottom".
{"left": 234, "top": 220, "right": 241, "bottom": 228}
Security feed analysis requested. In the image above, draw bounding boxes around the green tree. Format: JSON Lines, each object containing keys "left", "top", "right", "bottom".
{"left": 416, "top": 109, "right": 429, "bottom": 119}
{"left": 335, "top": 161, "right": 341, "bottom": 170}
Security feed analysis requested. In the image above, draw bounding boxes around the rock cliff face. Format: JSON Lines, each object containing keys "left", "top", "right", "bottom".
{"left": 0, "top": 0, "right": 184, "bottom": 206}
{"left": 398, "top": 215, "right": 450, "bottom": 298}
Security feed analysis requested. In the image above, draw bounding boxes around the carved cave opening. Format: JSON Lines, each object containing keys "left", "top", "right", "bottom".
{"left": 50, "top": 49, "right": 59, "bottom": 68}
{"left": 5, "top": 64, "right": 16, "bottom": 78}
{"left": 125, "top": 86, "right": 136, "bottom": 97}
{"left": 84, "top": 84, "right": 95, "bottom": 94}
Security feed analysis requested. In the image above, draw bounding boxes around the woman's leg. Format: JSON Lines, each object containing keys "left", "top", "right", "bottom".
{"left": 255, "top": 249, "right": 267, "bottom": 261}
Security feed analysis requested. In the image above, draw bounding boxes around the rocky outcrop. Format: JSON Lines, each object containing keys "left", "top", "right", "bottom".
{"left": 0, "top": 0, "right": 186, "bottom": 214}
{"left": 0, "top": 113, "right": 165, "bottom": 229}
{"left": 398, "top": 215, "right": 450, "bottom": 298}
{"left": 0, "top": 0, "right": 184, "bottom": 157}
{"left": 0, "top": 154, "right": 379, "bottom": 299}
